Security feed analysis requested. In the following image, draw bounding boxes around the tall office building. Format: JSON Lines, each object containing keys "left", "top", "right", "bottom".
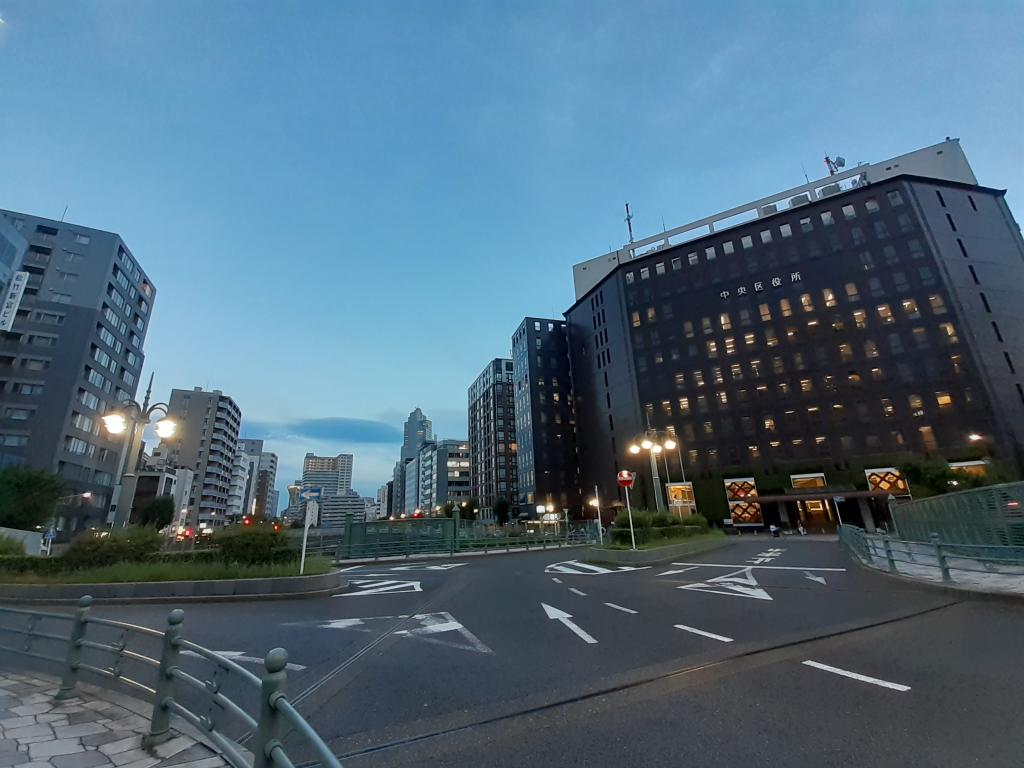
{"left": 267, "top": 488, "right": 280, "bottom": 517}
{"left": 0, "top": 215, "right": 27, "bottom": 296}
{"left": 403, "top": 456, "right": 419, "bottom": 513}
{"left": 156, "top": 387, "right": 242, "bottom": 529}
{"left": 301, "top": 452, "right": 353, "bottom": 495}
{"left": 254, "top": 449, "right": 278, "bottom": 519}
{"left": 233, "top": 438, "right": 264, "bottom": 520}
{"left": 566, "top": 139, "right": 1024, "bottom": 528}
{"left": 393, "top": 407, "right": 433, "bottom": 515}
{"left": 225, "top": 446, "right": 253, "bottom": 521}
{"left": 435, "top": 439, "right": 471, "bottom": 509}
{"left": 512, "top": 318, "right": 581, "bottom": 516}
{"left": 468, "top": 358, "right": 517, "bottom": 517}
{"left": 0, "top": 211, "right": 155, "bottom": 534}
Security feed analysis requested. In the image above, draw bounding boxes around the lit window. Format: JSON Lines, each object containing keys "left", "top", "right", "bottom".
{"left": 839, "top": 343, "right": 853, "bottom": 362}
{"left": 800, "top": 293, "right": 814, "bottom": 312}
{"left": 731, "top": 363, "right": 743, "bottom": 380}
{"left": 678, "top": 397, "right": 690, "bottom": 414}
{"left": 845, "top": 283, "right": 860, "bottom": 302}
{"left": 929, "top": 295, "right": 947, "bottom": 315}
{"left": 759, "top": 303, "right": 772, "bottom": 322}
{"left": 938, "top": 322, "right": 959, "bottom": 344}
{"left": 693, "top": 370, "right": 705, "bottom": 387}
{"left": 717, "top": 391, "right": 729, "bottom": 407}
{"left": 823, "top": 288, "right": 837, "bottom": 308}
{"left": 800, "top": 378, "right": 813, "bottom": 393}
{"left": 712, "top": 366, "right": 724, "bottom": 384}
{"left": 901, "top": 298, "right": 920, "bottom": 318}
{"left": 871, "top": 367, "right": 884, "bottom": 381}
{"left": 720, "top": 312, "right": 732, "bottom": 330}
{"left": 724, "top": 336, "right": 736, "bottom": 355}
{"left": 674, "top": 373, "right": 686, "bottom": 389}
{"left": 631, "top": 311, "right": 640, "bottom": 328}
{"left": 908, "top": 394, "right": 924, "bottom": 415}
{"left": 706, "top": 340, "right": 718, "bottom": 358}
{"left": 935, "top": 392, "right": 953, "bottom": 409}
{"left": 765, "top": 328, "right": 778, "bottom": 347}
{"left": 647, "top": 307, "right": 657, "bottom": 322}
{"left": 780, "top": 298, "right": 793, "bottom": 317}
{"left": 744, "top": 332, "right": 755, "bottom": 346}
{"left": 852, "top": 309, "right": 867, "bottom": 328}
{"left": 865, "top": 340, "right": 879, "bottom": 358}
{"left": 877, "top": 304, "right": 894, "bottom": 323}
{"left": 764, "top": 416, "right": 776, "bottom": 431}
{"left": 919, "top": 425, "right": 938, "bottom": 451}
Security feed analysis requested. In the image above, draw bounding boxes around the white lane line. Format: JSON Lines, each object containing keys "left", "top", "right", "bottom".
{"left": 801, "top": 660, "right": 911, "bottom": 692}
{"left": 542, "top": 603, "right": 597, "bottom": 644}
{"left": 551, "top": 577, "right": 563, "bottom": 584}
{"left": 673, "top": 624, "right": 734, "bottom": 643}
{"left": 335, "top": 565, "right": 364, "bottom": 572}
{"left": 569, "top": 587, "right": 587, "bottom": 597}
{"left": 671, "top": 562, "right": 846, "bottom": 572}
{"left": 604, "top": 602, "right": 637, "bottom": 614}
{"left": 659, "top": 566, "right": 699, "bottom": 576}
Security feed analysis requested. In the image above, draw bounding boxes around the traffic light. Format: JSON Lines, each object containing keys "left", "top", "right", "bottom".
{"left": 272, "top": 521, "right": 281, "bottom": 532}
{"left": 243, "top": 516, "right": 253, "bottom": 526}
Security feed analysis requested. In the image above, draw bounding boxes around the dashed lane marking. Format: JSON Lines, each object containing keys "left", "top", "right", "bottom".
{"left": 569, "top": 587, "right": 587, "bottom": 597}
{"left": 802, "top": 660, "right": 910, "bottom": 692}
{"left": 673, "top": 624, "right": 734, "bottom": 643}
{"left": 551, "top": 577, "right": 563, "bottom": 584}
{"left": 604, "top": 603, "right": 637, "bottom": 614}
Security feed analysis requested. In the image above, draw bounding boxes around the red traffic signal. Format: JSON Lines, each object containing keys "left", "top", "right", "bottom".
{"left": 243, "top": 516, "right": 253, "bottom": 526}
{"left": 272, "top": 521, "right": 281, "bottom": 532}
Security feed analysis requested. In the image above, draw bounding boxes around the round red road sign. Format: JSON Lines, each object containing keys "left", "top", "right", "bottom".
{"left": 617, "top": 470, "right": 635, "bottom": 488}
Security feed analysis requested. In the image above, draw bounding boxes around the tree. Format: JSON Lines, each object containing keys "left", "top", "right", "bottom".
{"left": 493, "top": 498, "right": 511, "bottom": 526}
{"left": 136, "top": 496, "right": 176, "bottom": 529}
{"left": 900, "top": 458, "right": 957, "bottom": 497}
{"left": 0, "top": 467, "right": 65, "bottom": 530}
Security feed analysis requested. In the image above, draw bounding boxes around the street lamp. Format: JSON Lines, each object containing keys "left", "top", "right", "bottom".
{"left": 102, "top": 374, "right": 176, "bottom": 529}
{"left": 627, "top": 436, "right": 665, "bottom": 514}
{"left": 968, "top": 432, "right": 984, "bottom": 443}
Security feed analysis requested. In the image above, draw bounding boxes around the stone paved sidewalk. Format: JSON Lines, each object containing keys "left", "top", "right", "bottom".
{"left": 0, "top": 673, "right": 226, "bottom": 768}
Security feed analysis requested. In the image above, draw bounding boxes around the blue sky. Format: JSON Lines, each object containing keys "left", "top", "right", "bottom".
{"left": 1, "top": 1, "right": 1022, "bottom": 499}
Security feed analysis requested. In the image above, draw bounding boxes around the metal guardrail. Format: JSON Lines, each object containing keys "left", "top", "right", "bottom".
{"left": 839, "top": 525, "right": 1024, "bottom": 584}
{"left": 891, "top": 482, "right": 1024, "bottom": 546}
{"left": 0, "top": 597, "right": 343, "bottom": 768}
{"left": 336, "top": 533, "right": 593, "bottom": 560}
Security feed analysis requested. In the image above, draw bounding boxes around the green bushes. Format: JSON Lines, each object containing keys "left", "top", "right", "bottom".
{"left": 63, "top": 526, "right": 162, "bottom": 568}
{"left": 0, "top": 534, "right": 24, "bottom": 556}
{"left": 609, "top": 511, "right": 708, "bottom": 545}
{"left": 213, "top": 526, "right": 296, "bottom": 564}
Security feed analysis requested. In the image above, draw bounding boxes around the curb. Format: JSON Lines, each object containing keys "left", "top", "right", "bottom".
{"left": 0, "top": 569, "right": 350, "bottom": 604}
{"left": 583, "top": 537, "right": 733, "bottom": 565}
{"left": 844, "top": 550, "right": 1024, "bottom": 603}
{"left": 335, "top": 543, "right": 589, "bottom": 566}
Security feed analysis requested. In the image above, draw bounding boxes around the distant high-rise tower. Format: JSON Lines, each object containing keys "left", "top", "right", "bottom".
{"left": 468, "top": 359, "right": 517, "bottom": 518}
{"left": 401, "top": 408, "right": 433, "bottom": 460}
{"left": 301, "top": 452, "right": 353, "bottom": 496}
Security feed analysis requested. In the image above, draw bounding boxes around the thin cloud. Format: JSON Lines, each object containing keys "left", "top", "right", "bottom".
{"left": 243, "top": 417, "right": 401, "bottom": 445}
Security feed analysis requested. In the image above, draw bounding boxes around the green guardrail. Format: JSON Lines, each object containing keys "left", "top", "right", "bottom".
{"left": 336, "top": 533, "right": 595, "bottom": 560}
{"left": 891, "top": 482, "right": 1024, "bottom": 546}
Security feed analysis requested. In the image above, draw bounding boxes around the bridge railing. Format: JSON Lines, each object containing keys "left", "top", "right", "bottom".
{"left": 839, "top": 525, "right": 1024, "bottom": 585}
{"left": 0, "top": 597, "right": 342, "bottom": 768}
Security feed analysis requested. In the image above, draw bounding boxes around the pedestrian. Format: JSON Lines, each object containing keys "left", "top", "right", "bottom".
{"left": 798, "top": 523, "right": 807, "bottom": 536}
{"left": 769, "top": 523, "right": 779, "bottom": 538}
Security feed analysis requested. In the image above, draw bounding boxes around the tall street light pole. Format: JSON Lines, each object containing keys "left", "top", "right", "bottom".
{"left": 102, "top": 374, "right": 176, "bottom": 529}
{"left": 628, "top": 437, "right": 665, "bottom": 514}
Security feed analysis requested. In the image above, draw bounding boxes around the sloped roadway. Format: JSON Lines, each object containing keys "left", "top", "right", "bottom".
{"left": 77, "top": 537, "right": 1024, "bottom": 767}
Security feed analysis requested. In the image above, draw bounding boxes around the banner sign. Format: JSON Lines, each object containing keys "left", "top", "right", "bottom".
{"left": 724, "top": 477, "right": 761, "bottom": 525}
{"left": 864, "top": 467, "right": 911, "bottom": 498}
{"left": 666, "top": 482, "right": 696, "bottom": 516}
{"left": 0, "top": 271, "right": 29, "bottom": 332}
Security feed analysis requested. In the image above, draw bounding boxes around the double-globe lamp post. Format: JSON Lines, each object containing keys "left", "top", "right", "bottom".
{"left": 101, "top": 377, "right": 176, "bottom": 529}
{"left": 628, "top": 431, "right": 688, "bottom": 515}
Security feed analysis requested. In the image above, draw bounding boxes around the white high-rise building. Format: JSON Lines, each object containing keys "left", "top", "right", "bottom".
{"left": 301, "top": 453, "right": 353, "bottom": 495}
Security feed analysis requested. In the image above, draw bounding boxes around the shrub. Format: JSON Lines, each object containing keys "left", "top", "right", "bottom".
{"left": 0, "top": 467, "right": 65, "bottom": 530}
{"left": 682, "top": 513, "right": 709, "bottom": 530}
{"left": 0, "top": 555, "right": 69, "bottom": 575}
{"left": 214, "top": 526, "right": 295, "bottom": 564}
{"left": 136, "top": 497, "right": 176, "bottom": 529}
{"left": 64, "top": 527, "right": 162, "bottom": 568}
{"left": 0, "top": 534, "right": 24, "bottom": 556}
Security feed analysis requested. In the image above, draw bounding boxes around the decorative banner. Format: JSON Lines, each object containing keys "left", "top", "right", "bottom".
{"left": 666, "top": 482, "right": 696, "bottom": 517}
{"left": 790, "top": 472, "right": 826, "bottom": 489}
{"left": 724, "top": 477, "right": 761, "bottom": 525}
{"left": 864, "top": 467, "right": 911, "bottom": 498}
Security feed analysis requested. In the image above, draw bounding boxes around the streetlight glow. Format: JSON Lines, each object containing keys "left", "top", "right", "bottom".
{"left": 968, "top": 433, "right": 983, "bottom": 442}
{"left": 664, "top": 439, "right": 677, "bottom": 450}
{"left": 102, "top": 413, "right": 128, "bottom": 435}
{"left": 628, "top": 444, "right": 641, "bottom": 454}
{"left": 588, "top": 498, "right": 599, "bottom": 507}
{"left": 652, "top": 444, "right": 663, "bottom": 454}
{"left": 640, "top": 439, "right": 653, "bottom": 450}
{"left": 154, "top": 418, "right": 176, "bottom": 439}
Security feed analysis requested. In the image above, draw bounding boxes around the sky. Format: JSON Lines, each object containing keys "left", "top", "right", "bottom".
{"left": 1, "top": 0, "right": 1022, "bottom": 500}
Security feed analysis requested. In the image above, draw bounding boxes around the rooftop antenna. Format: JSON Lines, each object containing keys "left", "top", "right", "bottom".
{"left": 60, "top": 205, "right": 68, "bottom": 222}
{"left": 624, "top": 202, "right": 635, "bottom": 244}
{"left": 824, "top": 154, "right": 846, "bottom": 176}
{"left": 660, "top": 214, "right": 667, "bottom": 232}
{"left": 801, "top": 164, "right": 811, "bottom": 185}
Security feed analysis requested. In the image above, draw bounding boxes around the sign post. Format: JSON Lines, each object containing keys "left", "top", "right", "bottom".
{"left": 617, "top": 470, "right": 636, "bottom": 550}
{"left": 298, "top": 488, "right": 322, "bottom": 575}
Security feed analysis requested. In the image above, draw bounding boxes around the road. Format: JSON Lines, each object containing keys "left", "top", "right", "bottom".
{"left": 40, "top": 537, "right": 1024, "bottom": 766}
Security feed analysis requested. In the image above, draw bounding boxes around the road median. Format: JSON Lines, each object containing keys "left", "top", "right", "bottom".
{"left": 583, "top": 533, "right": 732, "bottom": 565}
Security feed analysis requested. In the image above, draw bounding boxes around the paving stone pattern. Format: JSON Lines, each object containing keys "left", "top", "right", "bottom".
{"left": 0, "top": 675, "right": 225, "bottom": 768}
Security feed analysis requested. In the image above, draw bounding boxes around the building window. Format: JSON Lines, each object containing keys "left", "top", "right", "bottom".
{"left": 765, "top": 328, "right": 778, "bottom": 347}
{"left": 877, "top": 304, "right": 894, "bottom": 324}
{"left": 631, "top": 311, "right": 640, "bottom": 328}
{"left": 919, "top": 426, "right": 938, "bottom": 452}
{"left": 741, "top": 235, "right": 753, "bottom": 250}
{"left": 780, "top": 298, "right": 793, "bottom": 317}
{"left": 705, "top": 247, "right": 716, "bottom": 261}
{"left": 759, "top": 303, "right": 772, "bottom": 322}
{"left": 780, "top": 223, "right": 793, "bottom": 238}
{"left": 671, "top": 257, "right": 681, "bottom": 271}
{"left": 865, "top": 340, "right": 879, "bottom": 358}
{"left": 640, "top": 267, "right": 650, "bottom": 280}
{"left": 760, "top": 230, "right": 772, "bottom": 244}
{"left": 706, "top": 340, "right": 718, "bottom": 358}
{"left": 874, "top": 221, "right": 890, "bottom": 239}
{"left": 821, "top": 211, "right": 834, "bottom": 227}
{"left": 720, "top": 312, "right": 732, "bottom": 331}
{"left": 656, "top": 262, "right": 666, "bottom": 276}
{"left": 838, "top": 343, "right": 853, "bottom": 362}
{"left": 901, "top": 298, "right": 920, "bottom": 318}
{"left": 646, "top": 307, "right": 657, "bottom": 323}
{"left": 800, "top": 293, "right": 814, "bottom": 312}
{"left": 845, "top": 283, "right": 860, "bottom": 302}
{"left": 842, "top": 204, "right": 857, "bottom": 220}
{"left": 723, "top": 241, "right": 735, "bottom": 255}
{"left": 625, "top": 271, "right": 635, "bottom": 284}
{"left": 887, "top": 190, "right": 904, "bottom": 207}
{"left": 935, "top": 392, "right": 953, "bottom": 409}
{"left": 938, "top": 322, "right": 959, "bottom": 344}
{"left": 678, "top": 397, "right": 690, "bottom": 414}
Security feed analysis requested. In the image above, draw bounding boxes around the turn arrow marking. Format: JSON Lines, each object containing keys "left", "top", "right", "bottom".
{"left": 541, "top": 603, "right": 597, "bottom": 644}
{"left": 803, "top": 571, "right": 827, "bottom": 585}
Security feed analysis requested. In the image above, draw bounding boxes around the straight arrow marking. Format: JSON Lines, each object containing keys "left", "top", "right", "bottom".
{"left": 541, "top": 603, "right": 597, "bottom": 644}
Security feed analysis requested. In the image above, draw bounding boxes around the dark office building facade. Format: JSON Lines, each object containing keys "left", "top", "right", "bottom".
{"left": 468, "top": 358, "right": 517, "bottom": 516}
{"left": 0, "top": 210, "right": 155, "bottom": 533}
{"left": 566, "top": 141, "right": 1024, "bottom": 517}
{"left": 512, "top": 317, "right": 581, "bottom": 515}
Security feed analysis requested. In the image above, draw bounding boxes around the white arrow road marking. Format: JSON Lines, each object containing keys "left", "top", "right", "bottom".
{"left": 803, "top": 571, "right": 827, "bottom": 585}
{"left": 802, "top": 661, "right": 911, "bottom": 692}
{"left": 678, "top": 567, "right": 773, "bottom": 601}
{"left": 673, "top": 624, "right": 734, "bottom": 643}
{"left": 541, "top": 603, "right": 597, "bottom": 644}
{"left": 341, "top": 579, "right": 423, "bottom": 595}
{"left": 551, "top": 577, "right": 563, "bottom": 584}
{"left": 604, "top": 603, "right": 637, "bottom": 614}
{"left": 295, "top": 613, "right": 492, "bottom": 653}
{"left": 545, "top": 560, "right": 652, "bottom": 575}
{"left": 659, "top": 566, "right": 699, "bottom": 576}
{"left": 181, "top": 650, "right": 306, "bottom": 671}
{"left": 569, "top": 587, "right": 587, "bottom": 596}
{"left": 389, "top": 563, "right": 466, "bottom": 571}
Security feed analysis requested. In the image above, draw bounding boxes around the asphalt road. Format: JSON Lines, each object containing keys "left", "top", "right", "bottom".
{"left": 29, "top": 537, "right": 1024, "bottom": 767}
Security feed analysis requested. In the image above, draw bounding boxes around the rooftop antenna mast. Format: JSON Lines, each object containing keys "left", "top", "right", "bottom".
{"left": 824, "top": 153, "right": 846, "bottom": 176}
{"left": 624, "top": 202, "right": 635, "bottom": 244}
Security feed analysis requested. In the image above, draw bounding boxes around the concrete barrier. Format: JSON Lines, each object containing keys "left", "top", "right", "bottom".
{"left": 583, "top": 536, "right": 732, "bottom": 565}
{"left": 0, "top": 568, "right": 349, "bottom": 603}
